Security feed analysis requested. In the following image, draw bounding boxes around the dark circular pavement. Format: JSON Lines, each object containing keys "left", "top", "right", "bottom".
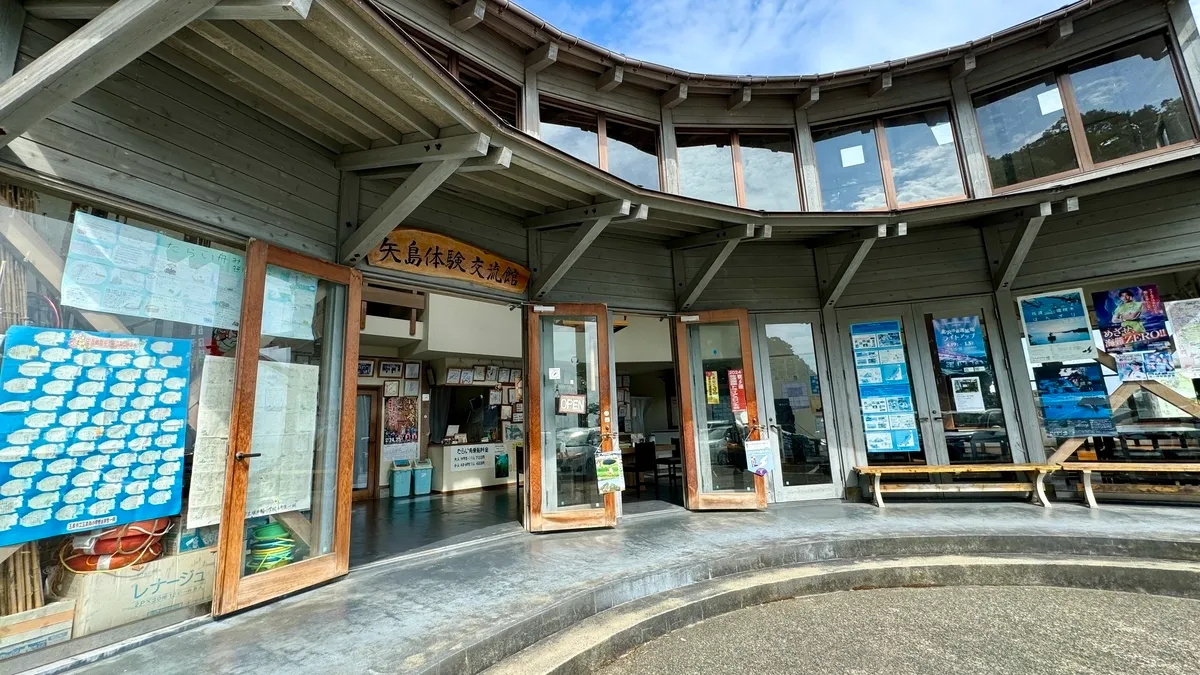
{"left": 598, "top": 586, "right": 1200, "bottom": 675}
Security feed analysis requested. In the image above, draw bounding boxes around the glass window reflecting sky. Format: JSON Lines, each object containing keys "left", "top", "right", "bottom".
{"left": 678, "top": 133, "right": 737, "bottom": 206}
{"left": 883, "top": 108, "right": 964, "bottom": 206}
{"left": 607, "top": 119, "right": 660, "bottom": 189}
{"left": 975, "top": 75, "right": 1077, "bottom": 188}
{"left": 540, "top": 102, "right": 599, "bottom": 165}
{"left": 740, "top": 134, "right": 801, "bottom": 211}
{"left": 813, "top": 123, "right": 886, "bottom": 211}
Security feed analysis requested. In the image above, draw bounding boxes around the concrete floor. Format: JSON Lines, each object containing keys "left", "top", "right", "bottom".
{"left": 58, "top": 501, "right": 1200, "bottom": 675}
{"left": 600, "top": 586, "right": 1200, "bottom": 674}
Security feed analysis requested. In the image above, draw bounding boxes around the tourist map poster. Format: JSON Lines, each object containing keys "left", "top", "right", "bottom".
{"left": 186, "top": 356, "right": 319, "bottom": 528}
{"left": 62, "top": 213, "right": 318, "bottom": 340}
{"left": 0, "top": 327, "right": 191, "bottom": 547}
{"left": 1091, "top": 285, "right": 1169, "bottom": 353}
{"left": 850, "top": 321, "right": 919, "bottom": 453}
{"left": 1166, "top": 299, "right": 1200, "bottom": 377}
{"left": 1033, "top": 363, "right": 1117, "bottom": 438}
{"left": 1018, "top": 289, "right": 1096, "bottom": 364}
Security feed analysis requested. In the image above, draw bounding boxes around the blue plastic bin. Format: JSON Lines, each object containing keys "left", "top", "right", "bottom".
{"left": 391, "top": 459, "right": 413, "bottom": 498}
{"left": 413, "top": 459, "right": 433, "bottom": 496}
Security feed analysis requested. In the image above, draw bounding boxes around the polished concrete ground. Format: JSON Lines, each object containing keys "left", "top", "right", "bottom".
{"left": 62, "top": 501, "right": 1200, "bottom": 675}
{"left": 599, "top": 586, "right": 1200, "bottom": 674}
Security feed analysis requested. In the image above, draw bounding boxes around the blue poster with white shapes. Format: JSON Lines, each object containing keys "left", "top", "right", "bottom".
{"left": 850, "top": 320, "right": 920, "bottom": 454}
{"left": 0, "top": 326, "right": 191, "bottom": 547}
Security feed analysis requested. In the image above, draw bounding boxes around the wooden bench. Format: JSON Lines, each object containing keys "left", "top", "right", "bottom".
{"left": 856, "top": 463, "right": 1057, "bottom": 508}
{"left": 1060, "top": 462, "right": 1200, "bottom": 508}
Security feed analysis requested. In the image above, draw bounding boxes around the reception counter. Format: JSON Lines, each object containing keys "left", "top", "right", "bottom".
{"left": 429, "top": 442, "right": 518, "bottom": 493}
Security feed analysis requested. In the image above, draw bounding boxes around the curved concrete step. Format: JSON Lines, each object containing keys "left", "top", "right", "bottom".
{"left": 484, "top": 553, "right": 1200, "bottom": 675}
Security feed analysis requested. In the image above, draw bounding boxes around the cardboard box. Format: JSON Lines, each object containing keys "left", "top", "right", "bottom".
{"left": 54, "top": 549, "right": 216, "bottom": 638}
{"left": 161, "top": 519, "right": 220, "bottom": 555}
{"left": 0, "top": 599, "right": 75, "bottom": 659}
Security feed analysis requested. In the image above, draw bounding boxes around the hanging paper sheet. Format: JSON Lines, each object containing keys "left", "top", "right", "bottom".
{"left": 1017, "top": 289, "right": 1096, "bottom": 364}
{"left": 727, "top": 369, "right": 747, "bottom": 412}
{"left": 595, "top": 450, "right": 625, "bottom": 494}
{"left": 0, "top": 327, "right": 191, "bottom": 547}
{"left": 704, "top": 370, "right": 720, "bottom": 405}
{"left": 850, "top": 320, "right": 919, "bottom": 453}
{"left": 950, "top": 376, "right": 987, "bottom": 413}
{"left": 1033, "top": 363, "right": 1116, "bottom": 438}
{"left": 1091, "top": 285, "right": 1169, "bottom": 353}
{"left": 744, "top": 439, "right": 772, "bottom": 476}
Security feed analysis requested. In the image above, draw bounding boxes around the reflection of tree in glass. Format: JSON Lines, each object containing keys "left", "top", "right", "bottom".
{"left": 986, "top": 117, "right": 1076, "bottom": 187}
{"left": 1079, "top": 100, "right": 1191, "bottom": 163}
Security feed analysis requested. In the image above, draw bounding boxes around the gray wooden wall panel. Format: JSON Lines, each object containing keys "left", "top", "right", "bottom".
{"left": 5, "top": 17, "right": 340, "bottom": 259}
{"left": 538, "top": 67, "right": 661, "bottom": 122}
{"left": 671, "top": 95, "right": 796, "bottom": 128}
{"left": 1012, "top": 175, "right": 1200, "bottom": 290}
{"left": 359, "top": 180, "right": 529, "bottom": 264}
{"left": 808, "top": 70, "right": 953, "bottom": 126}
{"left": 379, "top": 0, "right": 524, "bottom": 82}
{"left": 832, "top": 225, "right": 991, "bottom": 307}
{"left": 967, "top": 0, "right": 1169, "bottom": 92}
{"left": 538, "top": 231, "right": 674, "bottom": 311}
{"left": 687, "top": 242, "right": 820, "bottom": 311}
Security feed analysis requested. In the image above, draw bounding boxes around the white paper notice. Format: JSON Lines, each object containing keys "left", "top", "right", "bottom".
{"left": 950, "top": 376, "right": 987, "bottom": 413}
{"left": 262, "top": 267, "right": 318, "bottom": 341}
{"left": 930, "top": 122, "right": 954, "bottom": 146}
{"left": 185, "top": 356, "right": 320, "bottom": 528}
{"left": 1037, "top": 88, "right": 1064, "bottom": 116}
{"left": 840, "top": 145, "right": 865, "bottom": 168}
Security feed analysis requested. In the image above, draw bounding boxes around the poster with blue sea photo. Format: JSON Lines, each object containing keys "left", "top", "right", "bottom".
{"left": 1033, "top": 362, "right": 1116, "bottom": 438}
{"left": 931, "top": 316, "right": 989, "bottom": 376}
{"left": 1018, "top": 289, "right": 1096, "bottom": 364}
{"left": 0, "top": 326, "right": 192, "bottom": 547}
{"left": 850, "top": 321, "right": 919, "bottom": 453}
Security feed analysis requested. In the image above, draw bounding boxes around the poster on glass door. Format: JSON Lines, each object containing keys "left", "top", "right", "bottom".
{"left": 931, "top": 316, "right": 989, "bottom": 376}
{"left": 850, "top": 321, "right": 918, "bottom": 453}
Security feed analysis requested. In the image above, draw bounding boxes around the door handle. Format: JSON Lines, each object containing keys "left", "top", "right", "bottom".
{"left": 236, "top": 452, "right": 261, "bottom": 461}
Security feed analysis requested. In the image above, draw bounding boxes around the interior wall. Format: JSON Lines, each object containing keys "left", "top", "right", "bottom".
{"left": 613, "top": 313, "right": 673, "bottom": 363}
{"left": 420, "top": 293, "right": 522, "bottom": 358}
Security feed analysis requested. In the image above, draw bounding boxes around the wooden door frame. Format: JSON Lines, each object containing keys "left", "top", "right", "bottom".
{"left": 525, "top": 303, "right": 617, "bottom": 532}
{"left": 673, "top": 308, "right": 767, "bottom": 510}
{"left": 352, "top": 387, "right": 381, "bottom": 501}
{"left": 212, "top": 240, "right": 362, "bottom": 616}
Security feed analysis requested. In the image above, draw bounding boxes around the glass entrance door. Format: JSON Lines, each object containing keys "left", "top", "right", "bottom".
{"left": 674, "top": 309, "right": 766, "bottom": 510}
{"left": 751, "top": 313, "right": 841, "bottom": 501}
{"left": 839, "top": 297, "right": 1023, "bottom": 467}
{"left": 212, "top": 241, "right": 361, "bottom": 615}
{"left": 525, "top": 304, "right": 617, "bottom": 532}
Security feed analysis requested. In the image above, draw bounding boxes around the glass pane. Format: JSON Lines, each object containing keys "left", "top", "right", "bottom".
{"left": 607, "top": 119, "right": 660, "bottom": 190}
{"left": 925, "top": 313, "right": 1012, "bottom": 464}
{"left": 539, "top": 316, "right": 602, "bottom": 510}
{"left": 539, "top": 102, "right": 599, "bottom": 166}
{"left": 813, "top": 123, "right": 887, "bottom": 211}
{"left": 975, "top": 74, "right": 1078, "bottom": 189}
{"left": 353, "top": 393, "right": 371, "bottom": 490}
{"left": 239, "top": 267, "right": 345, "bottom": 577}
{"left": 849, "top": 320, "right": 925, "bottom": 464}
{"left": 687, "top": 322, "right": 752, "bottom": 492}
{"left": 459, "top": 61, "right": 519, "bottom": 127}
{"left": 740, "top": 133, "right": 801, "bottom": 211}
{"left": 763, "top": 323, "right": 830, "bottom": 487}
{"left": 883, "top": 108, "right": 965, "bottom": 206}
{"left": 1069, "top": 34, "right": 1194, "bottom": 164}
{"left": 677, "top": 132, "right": 737, "bottom": 206}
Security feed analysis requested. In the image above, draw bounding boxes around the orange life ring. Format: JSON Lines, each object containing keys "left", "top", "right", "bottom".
{"left": 69, "top": 517, "right": 172, "bottom": 554}
{"left": 61, "top": 541, "right": 163, "bottom": 572}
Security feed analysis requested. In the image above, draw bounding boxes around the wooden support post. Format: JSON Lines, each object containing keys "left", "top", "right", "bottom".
{"left": 727, "top": 86, "right": 751, "bottom": 111}
{"left": 0, "top": 0, "right": 24, "bottom": 81}
{"left": 794, "top": 105, "right": 822, "bottom": 211}
{"left": 0, "top": 0, "right": 221, "bottom": 149}
{"left": 522, "top": 44, "right": 557, "bottom": 138}
{"left": 449, "top": 0, "right": 486, "bottom": 31}
{"left": 530, "top": 216, "right": 613, "bottom": 299}
{"left": 596, "top": 65, "right": 623, "bottom": 93}
{"left": 340, "top": 159, "right": 466, "bottom": 265}
{"left": 1169, "top": 0, "right": 1200, "bottom": 123}
{"left": 993, "top": 202, "right": 1050, "bottom": 290}
{"left": 677, "top": 239, "right": 739, "bottom": 310}
{"left": 951, "top": 78, "right": 992, "bottom": 198}
{"left": 660, "top": 106, "right": 680, "bottom": 193}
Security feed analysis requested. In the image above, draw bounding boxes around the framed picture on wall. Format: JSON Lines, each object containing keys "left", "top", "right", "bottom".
{"left": 511, "top": 411, "right": 524, "bottom": 424}
{"left": 403, "top": 379, "right": 420, "bottom": 396}
{"left": 383, "top": 380, "right": 400, "bottom": 397}
{"left": 512, "top": 369, "right": 522, "bottom": 384}
{"left": 379, "top": 360, "right": 404, "bottom": 377}
{"left": 501, "top": 405, "right": 512, "bottom": 420}
{"left": 473, "top": 365, "right": 487, "bottom": 381}
{"left": 498, "top": 368, "right": 511, "bottom": 383}
{"left": 460, "top": 368, "right": 474, "bottom": 384}
{"left": 486, "top": 365, "right": 499, "bottom": 382}
{"left": 404, "top": 362, "right": 421, "bottom": 379}
{"left": 489, "top": 390, "right": 502, "bottom": 405}
{"left": 446, "top": 368, "right": 462, "bottom": 384}
{"left": 357, "top": 359, "right": 376, "bottom": 378}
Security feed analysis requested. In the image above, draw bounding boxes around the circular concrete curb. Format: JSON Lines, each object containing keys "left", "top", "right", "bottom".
{"left": 422, "top": 534, "right": 1200, "bottom": 674}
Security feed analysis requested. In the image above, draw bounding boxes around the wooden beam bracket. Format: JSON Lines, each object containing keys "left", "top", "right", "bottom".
{"left": 677, "top": 239, "right": 740, "bottom": 310}
{"left": 340, "top": 159, "right": 465, "bottom": 265}
{"left": 1047, "top": 18, "right": 1074, "bottom": 47}
{"left": 727, "top": 86, "right": 751, "bottom": 111}
{"left": 821, "top": 238, "right": 876, "bottom": 308}
{"left": 661, "top": 82, "right": 688, "bottom": 109}
{"left": 867, "top": 72, "right": 892, "bottom": 98}
{"left": 336, "top": 133, "right": 489, "bottom": 171}
{"left": 993, "top": 201, "right": 1051, "bottom": 291}
{"left": 795, "top": 85, "right": 819, "bottom": 110}
{"left": 951, "top": 53, "right": 976, "bottom": 79}
{"left": 525, "top": 43, "right": 559, "bottom": 73}
{"left": 596, "top": 65, "right": 623, "bottom": 93}
{"left": 524, "top": 199, "right": 630, "bottom": 230}
{"left": 530, "top": 217, "right": 613, "bottom": 299}
{"left": 668, "top": 223, "right": 756, "bottom": 250}
{"left": 450, "top": 0, "right": 486, "bottom": 31}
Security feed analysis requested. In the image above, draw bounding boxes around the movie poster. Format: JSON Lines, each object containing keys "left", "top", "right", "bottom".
{"left": 1092, "top": 285, "right": 1169, "bottom": 353}
{"left": 1018, "top": 289, "right": 1096, "bottom": 364}
{"left": 1033, "top": 363, "right": 1116, "bottom": 438}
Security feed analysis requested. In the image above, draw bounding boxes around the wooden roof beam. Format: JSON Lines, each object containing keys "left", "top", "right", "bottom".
{"left": 458, "top": 145, "right": 512, "bottom": 173}
{"left": 525, "top": 199, "right": 630, "bottom": 230}
{"left": 530, "top": 216, "right": 614, "bottom": 299}
{"left": 1, "top": 0, "right": 22, "bottom": 80}
{"left": 340, "top": 159, "right": 465, "bottom": 265}
{"left": 677, "top": 239, "right": 739, "bottom": 310}
{"left": 23, "top": 0, "right": 311, "bottom": 20}
{"left": 336, "top": 133, "right": 490, "bottom": 171}
{"left": 727, "top": 86, "right": 751, "bottom": 111}
{"left": 668, "top": 223, "right": 755, "bottom": 250}
{"left": 525, "top": 43, "right": 558, "bottom": 73}
{"left": 795, "top": 85, "right": 819, "bottom": 110}
{"left": 1046, "top": 19, "right": 1073, "bottom": 47}
{"left": 0, "top": 0, "right": 219, "bottom": 150}
{"left": 951, "top": 53, "right": 976, "bottom": 79}
{"left": 596, "top": 65, "right": 623, "bottom": 93}
{"left": 611, "top": 203, "right": 648, "bottom": 224}
{"left": 867, "top": 72, "right": 892, "bottom": 98}
{"left": 450, "top": 0, "right": 486, "bottom": 31}
{"left": 822, "top": 238, "right": 874, "bottom": 308}
{"left": 661, "top": 82, "right": 688, "bottom": 109}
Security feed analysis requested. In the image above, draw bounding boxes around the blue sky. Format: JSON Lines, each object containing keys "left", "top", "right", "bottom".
{"left": 511, "top": 0, "right": 1086, "bottom": 75}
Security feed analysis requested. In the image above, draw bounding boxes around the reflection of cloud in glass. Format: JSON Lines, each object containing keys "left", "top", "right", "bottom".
{"left": 679, "top": 143, "right": 737, "bottom": 206}
{"left": 766, "top": 323, "right": 817, "bottom": 367}
{"left": 540, "top": 122, "right": 599, "bottom": 166}
{"left": 976, "top": 78, "right": 1066, "bottom": 156}
{"left": 884, "top": 109, "right": 964, "bottom": 205}
{"left": 814, "top": 125, "right": 886, "bottom": 211}
{"left": 741, "top": 145, "right": 800, "bottom": 211}
{"left": 608, "top": 137, "right": 659, "bottom": 189}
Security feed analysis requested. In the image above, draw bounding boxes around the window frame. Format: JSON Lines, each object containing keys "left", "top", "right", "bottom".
{"left": 539, "top": 96, "right": 664, "bottom": 190}
{"left": 812, "top": 105, "right": 968, "bottom": 212}
{"left": 674, "top": 127, "right": 804, "bottom": 210}
{"left": 974, "top": 30, "right": 1198, "bottom": 195}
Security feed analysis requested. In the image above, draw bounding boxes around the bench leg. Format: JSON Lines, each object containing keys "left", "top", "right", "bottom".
{"left": 1032, "top": 470, "right": 1051, "bottom": 508}
{"left": 871, "top": 474, "right": 884, "bottom": 508}
{"left": 1082, "top": 469, "right": 1098, "bottom": 509}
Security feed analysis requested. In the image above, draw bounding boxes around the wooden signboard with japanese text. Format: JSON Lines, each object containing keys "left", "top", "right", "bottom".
{"left": 366, "top": 228, "right": 530, "bottom": 294}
